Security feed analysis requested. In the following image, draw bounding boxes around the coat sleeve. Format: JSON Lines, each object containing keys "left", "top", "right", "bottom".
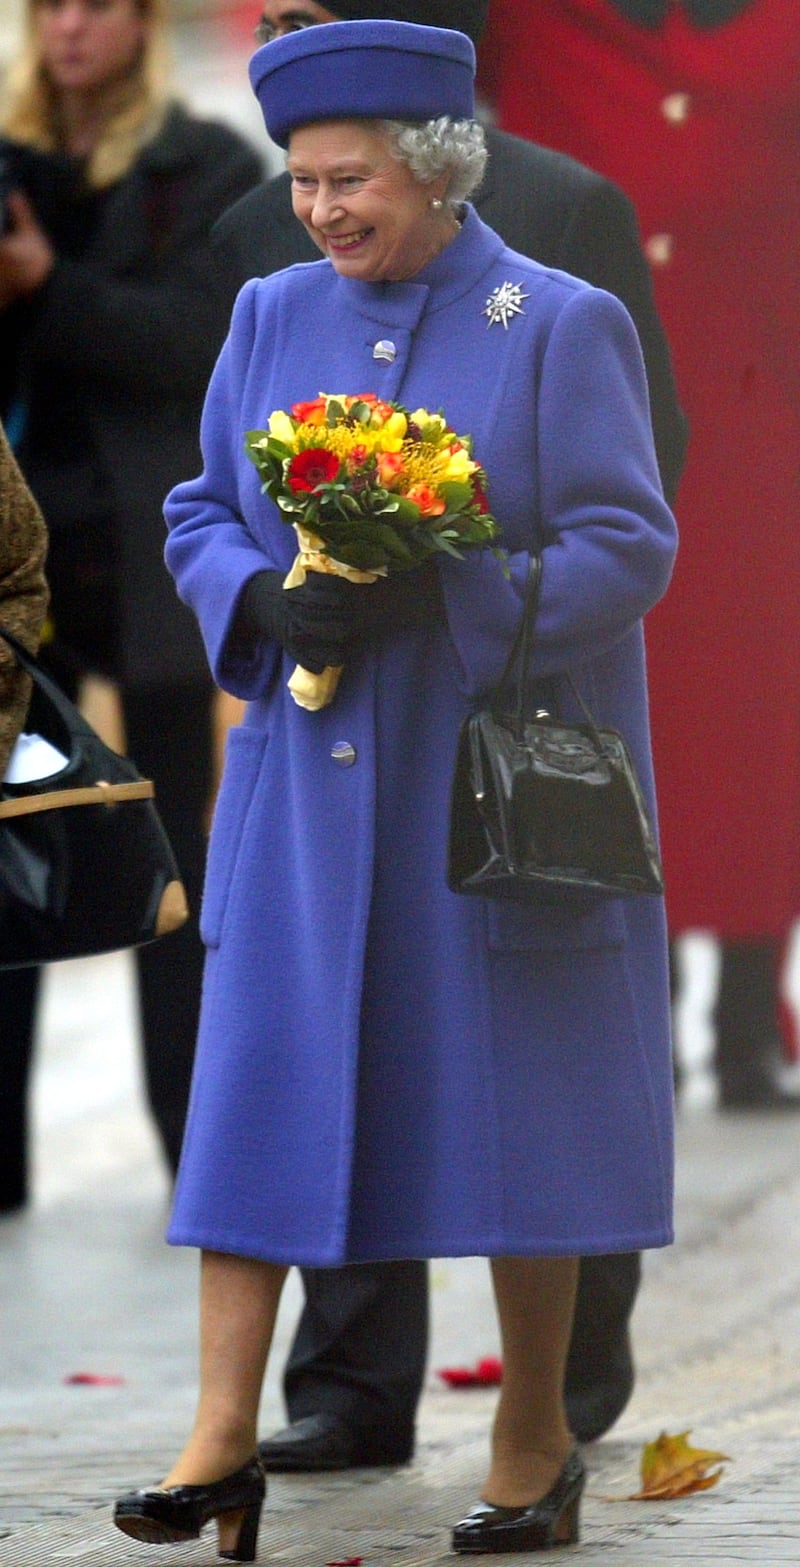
{"left": 440, "top": 286, "right": 678, "bottom": 696}
{"left": 17, "top": 123, "right": 263, "bottom": 400}
{"left": 0, "top": 421, "right": 49, "bottom": 777}
{"left": 164, "top": 281, "right": 282, "bottom": 700}
{"left": 556, "top": 176, "right": 688, "bottom": 507}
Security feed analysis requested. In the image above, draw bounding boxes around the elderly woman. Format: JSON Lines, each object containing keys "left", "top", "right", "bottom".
{"left": 114, "top": 21, "right": 677, "bottom": 1561}
{"left": 0, "top": 422, "right": 48, "bottom": 779}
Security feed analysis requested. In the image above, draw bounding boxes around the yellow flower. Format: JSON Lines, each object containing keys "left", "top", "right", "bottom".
{"left": 268, "top": 409, "right": 298, "bottom": 447}
{"left": 379, "top": 410, "right": 408, "bottom": 445}
{"left": 442, "top": 446, "right": 479, "bottom": 483}
{"left": 410, "top": 409, "right": 448, "bottom": 444}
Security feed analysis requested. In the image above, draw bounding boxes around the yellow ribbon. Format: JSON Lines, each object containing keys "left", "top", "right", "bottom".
{"left": 282, "top": 524, "right": 385, "bottom": 711}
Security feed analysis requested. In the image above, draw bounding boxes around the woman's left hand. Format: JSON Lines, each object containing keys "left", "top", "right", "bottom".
{"left": 332, "top": 561, "right": 446, "bottom": 641}
{"left": 0, "top": 191, "right": 55, "bottom": 309}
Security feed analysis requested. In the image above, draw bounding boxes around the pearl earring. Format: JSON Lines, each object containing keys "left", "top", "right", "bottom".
{"left": 431, "top": 198, "right": 443, "bottom": 211}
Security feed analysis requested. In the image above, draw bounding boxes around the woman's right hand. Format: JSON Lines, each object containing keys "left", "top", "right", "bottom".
{"left": 235, "top": 570, "right": 361, "bottom": 675}
{"left": 0, "top": 192, "right": 55, "bottom": 310}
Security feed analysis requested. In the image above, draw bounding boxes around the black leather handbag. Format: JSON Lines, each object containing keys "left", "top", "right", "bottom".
{"left": 0, "top": 628, "right": 188, "bottom": 968}
{"left": 448, "top": 557, "right": 664, "bottom": 900}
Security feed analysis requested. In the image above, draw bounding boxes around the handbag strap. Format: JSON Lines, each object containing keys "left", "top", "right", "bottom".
{"left": 492, "top": 555, "right": 542, "bottom": 741}
{"left": 0, "top": 779, "right": 154, "bottom": 818}
{"left": 497, "top": 556, "right": 607, "bottom": 748}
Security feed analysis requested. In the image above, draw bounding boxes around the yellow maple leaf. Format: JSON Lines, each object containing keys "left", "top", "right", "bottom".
{"left": 630, "top": 1430, "right": 730, "bottom": 1500}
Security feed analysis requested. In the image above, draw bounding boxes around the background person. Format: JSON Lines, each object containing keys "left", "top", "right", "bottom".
{"left": 0, "top": 420, "right": 49, "bottom": 1214}
{"left": 211, "top": 0, "right": 688, "bottom": 1472}
{"left": 113, "top": 21, "right": 676, "bottom": 1560}
{"left": 0, "top": 422, "right": 48, "bottom": 1213}
{"left": 476, "top": 0, "right": 800, "bottom": 1110}
{"left": 0, "top": 417, "right": 49, "bottom": 780}
{"left": 0, "top": 0, "right": 262, "bottom": 1210}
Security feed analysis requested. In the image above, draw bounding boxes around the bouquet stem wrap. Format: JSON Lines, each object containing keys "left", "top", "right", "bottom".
{"left": 282, "top": 522, "right": 383, "bottom": 711}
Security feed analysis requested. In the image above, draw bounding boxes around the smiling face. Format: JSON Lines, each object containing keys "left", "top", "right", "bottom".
{"left": 33, "top": 0, "right": 148, "bottom": 99}
{"left": 288, "top": 119, "right": 452, "bottom": 283}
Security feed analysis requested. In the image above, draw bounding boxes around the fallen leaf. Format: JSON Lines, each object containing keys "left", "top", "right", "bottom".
{"left": 437, "top": 1356, "right": 503, "bottom": 1388}
{"left": 630, "top": 1430, "right": 730, "bottom": 1500}
{"left": 325, "top": 1559, "right": 363, "bottom": 1566}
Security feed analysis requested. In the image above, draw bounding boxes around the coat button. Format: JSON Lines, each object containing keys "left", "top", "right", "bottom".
{"left": 331, "top": 740, "right": 357, "bottom": 766}
{"left": 661, "top": 91, "right": 691, "bottom": 124}
{"left": 645, "top": 232, "right": 674, "bottom": 267}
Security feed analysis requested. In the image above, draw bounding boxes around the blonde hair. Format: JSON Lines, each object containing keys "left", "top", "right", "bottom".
{"left": 1, "top": 0, "right": 172, "bottom": 188}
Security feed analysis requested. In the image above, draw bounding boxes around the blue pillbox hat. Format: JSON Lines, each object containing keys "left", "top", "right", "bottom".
{"left": 249, "top": 20, "right": 476, "bottom": 149}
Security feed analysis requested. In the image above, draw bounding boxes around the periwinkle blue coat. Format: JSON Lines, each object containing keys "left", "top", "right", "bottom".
{"left": 164, "top": 208, "right": 677, "bottom": 1265}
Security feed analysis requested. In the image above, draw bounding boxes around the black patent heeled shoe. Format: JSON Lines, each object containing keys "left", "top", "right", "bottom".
{"left": 451, "top": 1446, "right": 586, "bottom": 1554}
{"left": 113, "top": 1454, "right": 265, "bottom": 1562}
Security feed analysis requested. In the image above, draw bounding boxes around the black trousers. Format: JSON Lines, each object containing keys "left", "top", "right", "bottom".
{"left": 0, "top": 678, "right": 212, "bottom": 1208}
{"left": 284, "top": 1252, "right": 642, "bottom": 1444}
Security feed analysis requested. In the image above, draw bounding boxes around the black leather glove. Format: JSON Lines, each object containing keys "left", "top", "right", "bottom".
{"left": 333, "top": 560, "right": 446, "bottom": 641}
{"left": 234, "top": 561, "right": 445, "bottom": 675}
{"left": 233, "top": 569, "right": 361, "bottom": 675}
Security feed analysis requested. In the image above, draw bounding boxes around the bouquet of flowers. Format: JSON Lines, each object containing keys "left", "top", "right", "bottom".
{"left": 245, "top": 393, "right": 500, "bottom": 710}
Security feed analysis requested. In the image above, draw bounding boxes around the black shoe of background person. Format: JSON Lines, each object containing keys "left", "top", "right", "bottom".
{"left": 257, "top": 1412, "right": 414, "bottom": 1472}
{"left": 259, "top": 1332, "right": 632, "bottom": 1473}
{"left": 564, "top": 1326, "right": 635, "bottom": 1444}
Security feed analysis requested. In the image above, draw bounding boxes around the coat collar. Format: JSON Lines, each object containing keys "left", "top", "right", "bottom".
{"left": 609, "top": 0, "right": 754, "bottom": 25}
{"left": 335, "top": 205, "right": 506, "bottom": 328}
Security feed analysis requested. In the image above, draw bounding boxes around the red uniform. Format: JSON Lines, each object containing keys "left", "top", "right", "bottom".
{"left": 478, "top": 0, "right": 800, "bottom": 938}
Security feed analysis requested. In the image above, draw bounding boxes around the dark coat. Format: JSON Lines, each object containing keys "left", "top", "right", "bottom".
{"left": 477, "top": 0, "right": 797, "bottom": 937}
{"left": 0, "top": 422, "right": 49, "bottom": 777}
{"left": 165, "top": 209, "right": 677, "bottom": 1264}
{"left": 212, "top": 123, "right": 687, "bottom": 505}
{"left": 0, "top": 105, "right": 262, "bottom": 687}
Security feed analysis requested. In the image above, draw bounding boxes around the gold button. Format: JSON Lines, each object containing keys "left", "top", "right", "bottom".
{"left": 661, "top": 91, "right": 691, "bottom": 124}
{"left": 645, "top": 233, "right": 674, "bottom": 267}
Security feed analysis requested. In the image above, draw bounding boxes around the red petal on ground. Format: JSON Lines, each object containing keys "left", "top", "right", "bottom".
{"left": 64, "top": 1373, "right": 126, "bottom": 1386}
{"left": 437, "top": 1356, "right": 503, "bottom": 1387}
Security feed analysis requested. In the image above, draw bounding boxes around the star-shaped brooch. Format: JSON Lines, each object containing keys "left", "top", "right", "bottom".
{"left": 483, "top": 281, "right": 529, "bottom": 329}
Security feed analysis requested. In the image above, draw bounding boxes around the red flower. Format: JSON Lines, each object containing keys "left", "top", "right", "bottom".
{"left": 288, "top": 449, "right": 341, "bottom": 493}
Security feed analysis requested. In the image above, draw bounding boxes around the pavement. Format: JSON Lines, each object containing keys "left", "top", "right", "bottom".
{"left": 2, "top": 943, "right": 800, "bottom": 1566}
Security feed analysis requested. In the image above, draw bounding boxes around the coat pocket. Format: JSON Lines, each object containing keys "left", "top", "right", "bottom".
{"left": 485, "top": 890, "right": 626, "bottom": 952}
{"left": 200, "top": 724, "right": 268, "bottom": 948}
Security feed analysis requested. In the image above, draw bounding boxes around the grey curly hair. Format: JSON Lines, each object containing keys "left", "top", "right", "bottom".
{"left": 382, "top": 117, "right": 487, "bottom": 206}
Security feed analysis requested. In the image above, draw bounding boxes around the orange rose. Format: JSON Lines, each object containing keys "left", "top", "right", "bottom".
{"left": 350, "top": 393, "right": 394, "bottom": 422}
{"left": 376, "top": 451, "right": 406, "bottom": 488}
{"left": 291, "top": 398, "right": 327, "bottom": 425}
{"left": 406, "top": 484, "right": 446, "bottom": 516}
